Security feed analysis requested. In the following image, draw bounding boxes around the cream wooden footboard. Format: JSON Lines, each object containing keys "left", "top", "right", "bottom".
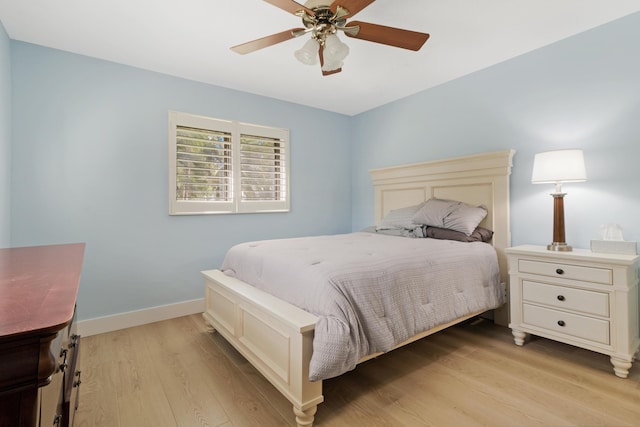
{"left": 202, "top": 269, "right": 322, "bottom": 427}
{"left": 203, "top": 150, "right": 515, "bottom": 426}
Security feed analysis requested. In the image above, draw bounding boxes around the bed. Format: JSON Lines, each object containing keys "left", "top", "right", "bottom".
{"left": 202, "top": 149, "right": 514, "bottom": 426}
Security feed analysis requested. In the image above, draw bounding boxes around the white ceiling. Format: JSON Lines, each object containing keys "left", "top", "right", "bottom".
{"left": 1, "top": 1, "right": 639, "bottom": 116}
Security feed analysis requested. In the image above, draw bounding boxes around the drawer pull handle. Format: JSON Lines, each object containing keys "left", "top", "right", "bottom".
{"left": 555, "top": 268, "right": 565, "bottom": 275}
{"left": 557, "top": 295, "right": 565, "bottom": 301}
{"left": 59, "top": 348, "right": 68, "bottom": 372}
{"left": 70, "top": 333, "right": 80, "bottom": 348}
{"left": 557, "top": 320, "right": 566, "bottom": 327}
{"left": 73, "top": 370, "right": 82, "bottom": 388}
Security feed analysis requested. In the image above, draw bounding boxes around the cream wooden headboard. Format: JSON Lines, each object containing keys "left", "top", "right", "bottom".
{"left": 369, "top": 149, "right": 515, "bottom": 325}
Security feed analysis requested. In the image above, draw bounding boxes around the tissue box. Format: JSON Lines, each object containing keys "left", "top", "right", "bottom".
{"left": 590, "top": 240, "right": 637, "bottom": 255}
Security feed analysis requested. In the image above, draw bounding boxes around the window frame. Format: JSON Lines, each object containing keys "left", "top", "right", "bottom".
{"left": 168, "top": 111, "right": 290, "bottom": 215}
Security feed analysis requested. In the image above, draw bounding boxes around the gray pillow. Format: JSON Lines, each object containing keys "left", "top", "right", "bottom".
{"left": 444, "top": 203, "right": 488, "bottom": 236}
{"left": 412, "top": 198, "right": 487, "bottom": 236}
{"left": 410, "top": 198, "right": 457, "bottom": 228}
{"left": 376, "top": 202, "right": 426, "bottom": 230}
{"left": 425, "top": 226, "right": 493, "bottom": 243}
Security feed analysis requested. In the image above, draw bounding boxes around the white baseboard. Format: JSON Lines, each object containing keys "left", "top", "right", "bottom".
{"left": 77, "top": 298, "right": 205, "bottom": 337}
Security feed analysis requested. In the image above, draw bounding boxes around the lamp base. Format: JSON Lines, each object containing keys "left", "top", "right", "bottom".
{"left": 547, "top": 242, "right": 573, "bottom": 252}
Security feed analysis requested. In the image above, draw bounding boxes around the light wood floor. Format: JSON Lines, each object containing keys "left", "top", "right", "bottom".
{"left": 74, "top": 314, "right": 640, "bottom": 427}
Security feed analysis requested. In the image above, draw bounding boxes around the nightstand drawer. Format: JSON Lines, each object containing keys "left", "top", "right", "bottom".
{"left": 519, "top": 259, "right": 612, "bottom": 285}
{"left": 523, "top": 304, "right": 610, "bottom": 345}
{"left": 522, "top": 281, "right": 609, "bottom": 317}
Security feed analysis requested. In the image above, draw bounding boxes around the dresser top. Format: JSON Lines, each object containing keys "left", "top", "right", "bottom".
{"left": 0, "top": 243, "right": 85, "bottom": 339}
{"left": 506, "top": 244, "right": 640, "bottom": 265}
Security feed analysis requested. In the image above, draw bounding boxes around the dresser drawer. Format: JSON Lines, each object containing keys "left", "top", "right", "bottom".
{"left": 523, "top": 304, "right": 610, "bottom": 345}
{"left": 519, "top": 259, "right": 612, "bottom": 285}
{"left": 522, "top": 281, "right": 609, "bottom": 317}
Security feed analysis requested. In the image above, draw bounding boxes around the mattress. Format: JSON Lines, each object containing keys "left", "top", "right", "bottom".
{"left": 221, "top": 231, "right": 504, "bottom": 381}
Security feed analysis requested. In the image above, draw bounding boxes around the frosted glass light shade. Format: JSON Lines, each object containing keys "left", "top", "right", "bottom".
{"left": 321, "top": 59, "right": 344, "bottom": 72}
{"left": 531, "top": 149, "right": 587, "bottom": 184}
{"left": 294, "top": 39, "right": 319, "bottom": 65}
{"left": 323, "top": 34, "right": 349, "bottom": 62}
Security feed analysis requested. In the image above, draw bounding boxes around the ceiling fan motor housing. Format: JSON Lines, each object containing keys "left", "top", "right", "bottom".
{"left": 300, "top": 6, "right": 348, "bottom": 42}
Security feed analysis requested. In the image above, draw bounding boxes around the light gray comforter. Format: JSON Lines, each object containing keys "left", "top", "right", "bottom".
{"left": 221, "top": 232, "right": 504, "bottom": 381}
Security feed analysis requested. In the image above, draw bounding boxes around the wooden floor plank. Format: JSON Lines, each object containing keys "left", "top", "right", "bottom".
{"left": 442, "top": 323, "right": 640, "bottom": 424}
{"left": 73, "top": 315, "right": 640, "bottom": 427}
{"left": 74, "top": 361, "right": 121, "bottom": 427}
{"left": 352, "top": 342, "right": 562, "bottom": 426}
{"left": 142, "top": 317, "right": 232, "bottom": 427}
{"left": 182, "top": 316, "right": 293, "bottom": 427}
{"left": 74, "top": 331, "right": 124, "bottom": 427}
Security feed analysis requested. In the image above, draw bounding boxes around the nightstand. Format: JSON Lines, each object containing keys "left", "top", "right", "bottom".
{"left": 506, "top": 245, "right": 640, "bottom": 378}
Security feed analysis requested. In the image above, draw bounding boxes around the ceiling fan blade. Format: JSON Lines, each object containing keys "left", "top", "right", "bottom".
{"left": 330, "top": 0, "right": 375, "bottom": 18}
{"left": 344, "top": 21, "right": 430, "bottom": 51}
{"left": 263, "top": 0, "right": 314, "bottom": 16}
{"left": 231, "top": 28, "right": 305, "bottom": 55}
{"left": 319, "top": 45, "right": 342, "bottom": 76}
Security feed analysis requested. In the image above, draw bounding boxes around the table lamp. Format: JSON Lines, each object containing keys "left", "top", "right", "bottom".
{"left": 531, "top": 149, "right": 587, "bottom": 251}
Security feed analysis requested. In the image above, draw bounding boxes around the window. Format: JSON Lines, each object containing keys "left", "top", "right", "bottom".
{"left": 169, "top": 111, "right": 289, "bottom": 215}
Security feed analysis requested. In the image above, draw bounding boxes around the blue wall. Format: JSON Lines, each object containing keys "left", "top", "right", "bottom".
{"left": 0, "top": 22, "right": 10, "bottom": 247}
{"left": 351, "top": 12, "right": 640, "bottom": 251}
{"left": 10, "top": 43, "right": 352, "bottom": 321}
{"left": 7, "top": 12, "right": 640, "bottom": 322}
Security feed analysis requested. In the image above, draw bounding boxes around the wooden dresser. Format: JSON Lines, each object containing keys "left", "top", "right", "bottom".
{"left": 0, "top": 243, "right": 85, "bottom": 427}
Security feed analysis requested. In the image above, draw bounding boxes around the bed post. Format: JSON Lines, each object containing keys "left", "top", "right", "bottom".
{"left": 293, "top": 405, "right": 317, "bottom": 426}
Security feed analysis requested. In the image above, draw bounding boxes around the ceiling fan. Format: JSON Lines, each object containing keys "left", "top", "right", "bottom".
{"left": 231, "top": 0, "right": 430, "bottom": 76}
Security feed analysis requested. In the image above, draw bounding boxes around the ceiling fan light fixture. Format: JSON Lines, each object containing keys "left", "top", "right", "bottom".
{"left": 232, "top": 0, "right": 431, "bottom": 77}
{"left": 321, "top": 59, "right": 344, "bottom": 72}
{"left": 294, "top": 38, "right": 320, "bottom": 65}
{"left": 323, "top": 33, "right": 349, "bottom": 63}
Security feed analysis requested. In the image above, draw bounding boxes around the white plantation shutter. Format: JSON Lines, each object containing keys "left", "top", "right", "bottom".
{"left": 169, "top": 112, "right": 289, "bottom": 215}
{"left": 176, "top": 126, "right": 232, "bottom": 202}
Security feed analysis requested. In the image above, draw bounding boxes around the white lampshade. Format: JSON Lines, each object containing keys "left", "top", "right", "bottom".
{"left": 294, "top": 39, "right": 319, "bottom": 65}
{"left": 531, "top": 149, "right": 587, "bottom": 184}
